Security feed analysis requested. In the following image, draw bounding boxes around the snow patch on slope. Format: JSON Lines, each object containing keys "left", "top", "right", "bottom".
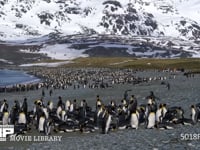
{"left": 37, "top": 44, "right": 88, "bottom": 60}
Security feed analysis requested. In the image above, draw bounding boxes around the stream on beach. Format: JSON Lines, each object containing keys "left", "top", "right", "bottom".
{"left": 0, "top": 70, "right": 200, "bottom": 149}
{"left": 0, "top": 69, "right": 40, "bottom": 87}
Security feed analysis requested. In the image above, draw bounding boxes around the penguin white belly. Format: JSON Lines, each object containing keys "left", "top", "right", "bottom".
{"left": 69, "top": 104, "right": 74, "bottom": 112}
{"left": 130, "top": 113, "right": 139, "bottom": 129}
{"left": 65, "top": 100, "right": 70, "bottom": 111}
{"left": 39, "top": 117, "right": 45, "bottom": 132}
{"left": 61, "top": 110, "right": 67, "bottom": 121}
{"left": 97, "top": 101, "right": 101, "bottom": 107}
{"left": 191, "top": 108, "right": 196, "bottom": 122}
{"left": 45, "top": 121, "right": 51, "bottom": 135}
{"left": 49, "top": 102, "right": 53, "bottom": 111}
{"left": 18, "top": 113, "right": 26, "bottom": 124}
{"left": 147, "top": 112, "right": 155, "bottom": 129}
{"left": 156, "top": 109, "right": 162, "bottom": 123}
{"left": 105, "top": 115, "right": 112, "bottom": 134}
{"left": 162, "top": 107, "right": 167, "bottom": 117}
{"left": 145, "top": 107, "right": 149, "bottom": 117}
{"left": 97, "top": 108, "right": 103, "bottom": 118}
{"left": 147, "top": 99, "right": 153, "bottom": 105}
{"left": 2, "top": 112, "right": 9, "bottom": 125}
{"left": 56, "top": 106, "right": 62, "bottom": 119}
{"left": 43, "top": 108, "right": 49, "bottom": 119}
{"left": 0, "top": 103, "right": 5, "bottom": 112}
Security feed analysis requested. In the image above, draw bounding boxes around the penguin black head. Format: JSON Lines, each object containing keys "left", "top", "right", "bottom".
{"left": 191, "top": 105, "right": 195, "bottom": 108}
{"left": 41, "top": 112, "right": 46, "bottom": 117}
{"left": 19, "top": 109, "right": 24, "bottom": 113}
{"left": 34, "top": 100, "right": 39, "bottom": 105}
{"left": 159, "top": 104, "right": 162, "bottom": 109}
{"left": 140, "top": 107, "right": 145, "bottom": 112}
{"left": 38, "top": 101, "right": 42, "bottom": 107}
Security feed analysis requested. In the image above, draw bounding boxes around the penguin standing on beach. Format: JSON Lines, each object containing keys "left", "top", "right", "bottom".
{"left": 156, "top": 104, "right": 163, "bottom": 123}
{"left": 191, "top": 105, "right": 199, "bottom": 124}
{"left": 130, "top": 109, "right": 139, "bottom": 129}
{"left": 38, "top": 113, "right": 46, "bottom": 133}
{"left": 102, "top": 110, "right": 112, "bottom": 134}
{"left": 0, "top": 99, "right": 9, "bottom": 113}
{"left": 34, "top": 100, "right": 44, "bottom": 129}
{"left": 146, "top": 105, "right": 156, "bottom": 129}
{"left": 38, "top": 111, "right": 52, "bottom": 135}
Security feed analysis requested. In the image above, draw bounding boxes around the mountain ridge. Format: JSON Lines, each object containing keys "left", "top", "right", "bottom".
{"left": 0, "top": 0, "right": 200, "bottom": 41}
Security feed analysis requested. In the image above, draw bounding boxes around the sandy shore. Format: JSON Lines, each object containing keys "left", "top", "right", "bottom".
{"left": 1, "top": 69, "right": 200, "bottom": 149}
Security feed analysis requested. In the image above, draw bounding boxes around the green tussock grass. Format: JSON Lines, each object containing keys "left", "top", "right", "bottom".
{"left": 37, "top": 57, "right": 200, "bottom": 71}
{"left": 65, "top": 57, "right": 200, "bottom": 70}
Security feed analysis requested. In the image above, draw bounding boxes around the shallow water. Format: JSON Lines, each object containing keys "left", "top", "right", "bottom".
{"left": 0, "top": 69, "right": 40, "bottom": 87}
{"left": 1, "top": 70, "right": 200, "bottom": 149}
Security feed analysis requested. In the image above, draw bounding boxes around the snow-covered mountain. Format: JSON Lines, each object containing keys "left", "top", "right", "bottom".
{"left": 0, "top": 0, "right": 200, "bottom": 65}
{"left": 0, "top": 0, "right": 200, "bottom": 40}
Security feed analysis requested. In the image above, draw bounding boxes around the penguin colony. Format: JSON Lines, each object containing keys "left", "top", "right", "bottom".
{"left": 0, "top": 68, "right": 169, "bottom": 93}
{"left": 0, "top": 92, "right": 199, "bottom": 135}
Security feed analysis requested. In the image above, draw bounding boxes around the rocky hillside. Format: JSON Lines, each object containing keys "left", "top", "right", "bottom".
{"left": 0, "top": 0, "right": 199, "bottom": 41}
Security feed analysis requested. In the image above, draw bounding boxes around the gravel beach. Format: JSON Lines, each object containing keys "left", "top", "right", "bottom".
{"left": 1, "top": 69, "right": 200, "bottom": 150}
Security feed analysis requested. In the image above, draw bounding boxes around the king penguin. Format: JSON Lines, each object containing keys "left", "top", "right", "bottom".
{"left": 191, "top": 105, "right": 199, "bottom": 124}
{"left": 18, "top": 111, "right": 27, "bottom": 124}
{"left": 2, "top": 111, "right": 9, "bottom": 125}
{"left": 156, "top": 104, "right": 163, "bottom": 123}
{"left": 102, "top": 110, "right": 112, "bottom": 134}
{"left": 38, "top": 113, "right": 46, "bottom": 133}
{"left": 47, "top": 101, "right": 54, "bottom": 112}
{"left": 65, "top": 100, "right": 71, "bottom": 112}
{"left": 130, "top": 110, "right": 139, "bottom": 129}
{"left": 146, "top": 106, "right": 156, "bottom": 129}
